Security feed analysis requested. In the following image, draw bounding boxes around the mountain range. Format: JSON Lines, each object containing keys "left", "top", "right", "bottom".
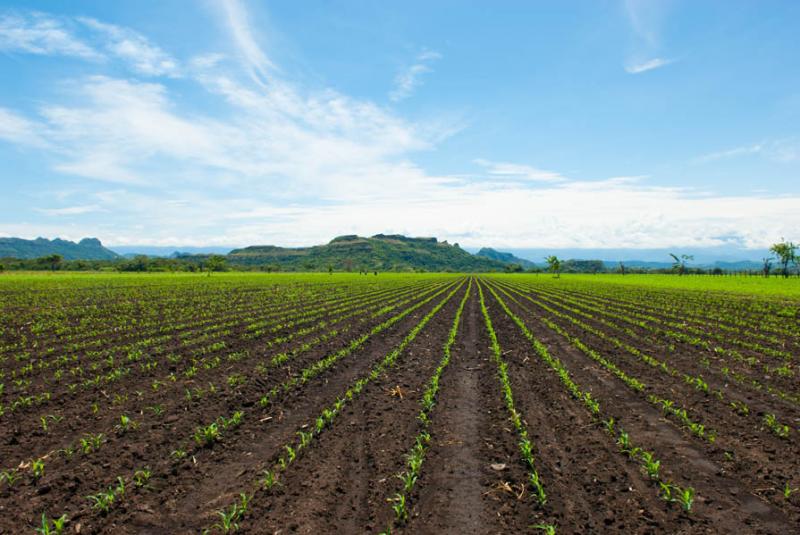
{"left": 0, "top": 235, "right": 773, "bottom": 272}
{"left": 0, "top": 237, "right": 119, "bottom": 260}
{"left": 225, "top": 234, "right": 506, "bottom": 271}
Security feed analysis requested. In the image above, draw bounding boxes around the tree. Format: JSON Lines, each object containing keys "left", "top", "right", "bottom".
{"left": 619, "top": 261, "right": 626, "bottom": 276}
{"left": 545, "top": 255, "right": 561, "bottom": 278}
{"left": 504, "top": 263, "right": 523, "bottom": 273}
{"left": 669, "top": 253, "right": 693, "bottom": 276}
{"left": 205, "top": 255, "right": 227, "bottom": 273}
{"left": 0, "top": 263, "right": 4, "bottom": 272}
{"left": 762, "top": 257, "right": 773, "bottom": 278}
{"left": 770, "top": 239, "right": 797, "bottom": 278}
{"left": 37, "top": 254, "right": 63, "bottom": 271}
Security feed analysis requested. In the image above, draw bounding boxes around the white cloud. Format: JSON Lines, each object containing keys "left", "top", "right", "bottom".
{"left": 473, "top": 158, "right": 566, "bottom": 183}
{"left": 0, "top": 5, "right": 798, "bottom": 252}
{"left": 218, "top": 0, "right": 275, "bottom": 86}
{"left": 390, "top": 50, "right": 442, "bottom": 102}
{"left": 0, "top": 12, "right": 101, "bottom": 59}
{"left": 623, "top": 0, "right": 676, "bottom": 74}
{"left": 78, "top": 17, "right": 179, "bottom": 77}
{"left": 624, "top": 57, "right": 673, "bottom": 74}
{"left": 36, "top": 204, "right": 105, "bottom": 216}
{"left": 190, "top": 53, "right": 226, "bottom": 70}
{"left": 0, "top": 107, "right": 49, "bottom": 147}
{"left": 0, "top": 11, "right": 179, "bottom": 77}
{"left": 694, "top": 139, "right": 800, "bottom": 164}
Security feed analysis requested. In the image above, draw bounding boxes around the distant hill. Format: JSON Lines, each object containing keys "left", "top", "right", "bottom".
{"left": 227, "top": 234, "right": 507, "bottom": 272}
{"left": 475, "top": 247, "right": 536, "bottom": 268}
{"left": 0, "top": 237, "right": 119, "bottom": 260}
{"left": 111, "top": 245, "right": 233, "bottom": 257}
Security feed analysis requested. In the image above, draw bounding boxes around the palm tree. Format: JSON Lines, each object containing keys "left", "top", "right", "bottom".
{"left": 669, "top": 253, "right": 693, "bottom": 276}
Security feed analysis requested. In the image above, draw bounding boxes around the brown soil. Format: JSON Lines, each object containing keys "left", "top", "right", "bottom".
{"left": 1, "top": 275, "right": 798, "bottom": 534}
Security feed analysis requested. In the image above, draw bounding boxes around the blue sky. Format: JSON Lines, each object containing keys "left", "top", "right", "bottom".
{"left": 0, "top": 0, "right": 798, "bottom": 251}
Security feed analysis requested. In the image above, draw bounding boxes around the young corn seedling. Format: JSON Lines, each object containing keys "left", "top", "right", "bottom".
{"left": 389, "top": 493, "right": 408, "bottom": 524}
{"left": 763, "top": 414, "right": 790, "bottom": 439}
{"left": 730, "top": 400, "right": 749, "bottom": 416}
{"left": 616, "top": 431, "right": 632, "bottom": 454}
{"left": 87, "top": 488, "right": 116, "bottom": 513}
{"left": 133, "top": 467, "right": 151, "bottom": 488}
{"left": 297, "top": 430, "right": 313, "bottom": 450}
{"left": 260, "top": 469, "right": 278, "bottom": 491}
{"left": 39, "top": 414, "right": 62, "bottom": 432}
{"left": 194, "top": 422, "right": 221, "bottom": 446}
{"left": 115, "top": 415, "right": 137, "bottom": 434}
{"left": 31, "top": 458, "right": 45, "bottom": 481}
{"left": 532, "top": 524, "right": 557, "bottom": 535}
{"left": 80, "top": 433, "right": 105, "bottom": 454}
{"left": 1, "top": 469, "right": 20, "bottom": 487}
{"left": 213, "top": 505, "right": 239, "bottom": 534}
{"left": 171, "top": 448, "right": 187, "bottom": 460}
{"left": 784, "top": 481, "right": 798, "bottom": 500}
{"left": 675, "top": 486, "right": 695, "bottom": 513}
{"left": 640, "top": 451, "right": 660, "bottom": 480}
{"left": 603, "top": 417, "right": 615, "bottom": 435}
{"left": 34, "top": 513, "right": 68, "bottom": 535}
{"left": 284, "top": 445, "right": 297, "bottom": 464}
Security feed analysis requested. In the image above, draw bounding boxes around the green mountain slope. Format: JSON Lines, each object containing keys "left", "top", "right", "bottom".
{"left": 227, "top": 234, "right": 507, "bottom": 272}
{"left": 0, "top": 237, "right": 119, "bottom": 260}
{"left": 476, "top": 247, "right": 536, "bottom": 268}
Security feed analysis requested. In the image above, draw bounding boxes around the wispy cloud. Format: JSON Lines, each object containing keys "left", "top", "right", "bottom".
{"left": 694, "top": 139, "right": 799, "bottom": 164}
{"left": 0, "top": 5, "right": 798, "bottom": 250}
{"left": 623, "top": 0, "right": 676, "bottom": 74}
{"left": 0, "top": 107, "right": 49, "bottom": 147}
{"left": 37, "top": 204, "right": 105, "bottom": 216}
{"left": 473, "top": 158, "right": 567, "bottom": 183}
{"left": 218, "top": 0, "right": 275, "bottom": 86}
{"left": 390, "top": 50, "right": 441, "bottom": 102}
{"left": 0, "top": 12, "right": 101, "bottom": 59}
{"left": 78, "top": 17, "right": 180, "bottom": 77}
{"left": 624, "top": 57, "right": 673, "bottom": 74}
{"left": 0, "top": 11, "right": 179, "bottom": 76}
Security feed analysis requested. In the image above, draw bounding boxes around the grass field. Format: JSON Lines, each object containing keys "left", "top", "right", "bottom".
{"left": 0, "top": 272, "right": 798, "bottom": 534}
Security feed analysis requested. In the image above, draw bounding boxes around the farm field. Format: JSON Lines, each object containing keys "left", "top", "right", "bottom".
{"left": 0, "top": 272, "right": 798, "bottom": 534}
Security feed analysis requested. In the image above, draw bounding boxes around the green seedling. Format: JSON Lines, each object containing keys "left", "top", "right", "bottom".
{"left": 194, "top": 422, "right": 221, "bottom": 446}
{"left": 640, "top": 451, "right": 661, "bottom": 480}
{"left": 260, "top": 470, "right": 278, "bottom": 490}
{"left": 1, "top": 468, "right": 20, "bottom": 487}
{"left": 34, "top": 512, "right": 68, "bottom": 535}
{"left": 31, "top": 458, "right": 45, "bottom": 480}
{"left": 87, "top": 488, "right": 116, "bottom": 513}
{"left": 80, "top": 433, "right": 105, "bottom": 454}
{"left": 133, "top": 467, "right": 151, "bottom": 488}
{"left": 389, "top": 493, "right": 408, "bottom": 524}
